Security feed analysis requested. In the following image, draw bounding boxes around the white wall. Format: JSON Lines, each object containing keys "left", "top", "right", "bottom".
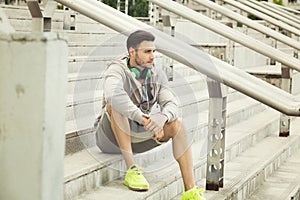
{"left": 0, "top": 32, "right": 68, "bottom": 200}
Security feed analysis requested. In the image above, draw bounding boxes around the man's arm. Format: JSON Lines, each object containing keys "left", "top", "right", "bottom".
{"left": 156, "top": 71, "right": 179, "bottom": 122}
{"left": 104, "top": 64, "right": 144, "bottom": 124}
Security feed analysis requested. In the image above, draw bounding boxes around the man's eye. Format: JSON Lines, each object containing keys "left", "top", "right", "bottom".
{"left": 145, "top": 50, "right": 155, "bottom": 53}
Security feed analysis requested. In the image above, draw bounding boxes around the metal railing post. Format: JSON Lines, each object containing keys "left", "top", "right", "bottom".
{"left": 27, "top": 0, "right": 57, "bottom": 32}
{"left": 206, "top": 79, "right": 227, "bottom": 190}
{"left": 149, "top": 2, "right": 159, "bottom": 26}
{"left": 27, "top": 0, "right": 43, "bottom": 32}
{"left": 44, "top": 0, "right": 57, "bottom": 32}
{"left": 280, "top": 66, "right": 293, "bottom": 137}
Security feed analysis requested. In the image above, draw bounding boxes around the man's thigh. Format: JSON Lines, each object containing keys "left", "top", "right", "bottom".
{"left": 96, "top": 111, "right": 162, "bottom": 154}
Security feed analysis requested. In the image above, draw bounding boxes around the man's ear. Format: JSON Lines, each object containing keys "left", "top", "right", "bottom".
{"left": 129, "top": 47, "right": 135, "bottom": 56}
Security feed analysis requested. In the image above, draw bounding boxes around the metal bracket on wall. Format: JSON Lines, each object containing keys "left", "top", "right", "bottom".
{"left": 206, "top": 78, "right": 227, "bottom": 191}
{"left": 27, "top": 0, "right": 57, "bottom": 32}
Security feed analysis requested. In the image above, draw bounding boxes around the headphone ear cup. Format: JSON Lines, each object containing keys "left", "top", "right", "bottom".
{"left": 146, "top": 69, "right": 151, "bottom": 78}
{"left": 130, "top": 67, "right": 140, "bottom": 79}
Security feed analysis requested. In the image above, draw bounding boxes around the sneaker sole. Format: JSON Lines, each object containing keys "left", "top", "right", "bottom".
{"left": 123, "top": 182, "right": 149, "bottom": 191}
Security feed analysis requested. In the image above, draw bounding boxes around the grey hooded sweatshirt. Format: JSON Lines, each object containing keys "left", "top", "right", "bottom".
{"left": 102, "top": 56, "right": 178, "bottom": 124}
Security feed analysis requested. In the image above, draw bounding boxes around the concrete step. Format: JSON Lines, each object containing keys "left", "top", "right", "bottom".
{"left": 247, "top": 149, "right": 300, "bottom": 200}
{"left": 66, "top": 32, "right": 119, "bottom": 46}
{"left": 67, "top": 70, "right": 207, "bottom": 95}
{"left": 246, "top": 118, "right": 300, "bottom": 200}
{"left": 67, "top": 52, "right": 169, "bottom": 74}
{"left": 187, "top": 136, "right": 300, "bottom": 200}
{"left": 171, "top": 60, "right": 214, "bottom": 78}
{"left": 66, "top": 73, "right": 209, "bottom": 121}
{"left": 64, "top": 89, "right": 264, "bottom": 155}
{"left": 3, "top": 5, "right": 117, "bottom": 34}
{"left": 68, "top": 56, "right": 112, "bottom": 74}
{"left": 68, "top": 42, "right": 125, "bottom": 57}
{"left": 64, "top": 106, "right": 277, "bottom": 199}
{"left": 66, "top": 74, "right": 214, "bottom": 154}
{"left": 70, "top": 110, "right": 291, "bottom": 200}
{"left": 65, "top": 71, "right": 250, "bottom": 123}
{"left": 68, "top": 72, "right": 104, "bottom": 95}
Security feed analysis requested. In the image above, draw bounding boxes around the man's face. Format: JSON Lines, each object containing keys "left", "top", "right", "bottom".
{"left": 131, "top": 41, "right": 156, "bottom": 69}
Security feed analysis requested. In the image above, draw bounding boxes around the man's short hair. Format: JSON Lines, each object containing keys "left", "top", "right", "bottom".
{"left": 127, "top": 30, "right": 155, "bottom": 52}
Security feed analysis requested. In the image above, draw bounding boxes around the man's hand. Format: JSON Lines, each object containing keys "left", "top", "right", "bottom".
{"left": 141, "top": 114, "right": 151, "bottom": 127}
{"left": 144, "top": 113, "right": 168, "bottom": 137}
{"left": 152, "top": 129, "right": 164, "bottom": 141}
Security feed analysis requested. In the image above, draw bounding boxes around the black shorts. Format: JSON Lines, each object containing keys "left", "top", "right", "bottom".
{"left": 95, "top": 112, "right": 163, "bottom": 154}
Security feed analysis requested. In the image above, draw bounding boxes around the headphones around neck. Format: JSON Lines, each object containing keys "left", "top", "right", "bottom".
{"left": 127, "top": 58, "right": 151, "bottom": 79}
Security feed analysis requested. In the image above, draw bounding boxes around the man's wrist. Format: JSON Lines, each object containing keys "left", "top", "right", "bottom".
{"left": 161, "top": 113, "right": 169, "bottom": 123}
{"left": 141, "top": 116, "right": 151, "bottom": 126}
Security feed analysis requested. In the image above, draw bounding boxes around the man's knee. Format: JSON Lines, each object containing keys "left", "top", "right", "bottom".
{"left": 164, "top": 118, "right": 184, "bottom": 138}
{"left": 106, "top": 104, "right": 130, "bottom": 131}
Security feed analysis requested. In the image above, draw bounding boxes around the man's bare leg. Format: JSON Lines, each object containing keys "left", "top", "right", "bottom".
{"left": 162, "top": 119, "right": 195, "bottom": 191}
{"left": 107, "top": 105, "right": 195, "bottom": 190}
{"left": 107, "top": 105, "right": 134, "bottom": 169}
{"left": 107, "top": 105, "right": 150, "bottom": 191}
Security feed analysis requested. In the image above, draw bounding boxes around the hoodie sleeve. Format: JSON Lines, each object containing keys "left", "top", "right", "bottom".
{"left": 103, "top": 63, "right": 144, "bottom": 124}
{"left": 156, "top": 70, "right": 179, "bottom": 122}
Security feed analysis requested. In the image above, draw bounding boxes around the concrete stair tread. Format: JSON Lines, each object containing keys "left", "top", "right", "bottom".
{"left": 245, "top": 151, "right": 300, "bottom": 200}
{"left": 67, "top": 71, "right": 204, "bottom": 84}
{"left": 244, "top": 65, "right": 298, "bottom": 76}
{"left": 64, "top": 146, "right": 122, "bottom": 183}
{"left": 64, "top": 108, "right": 278, "bottom": 199}
{"left": 66, "top": 91, "right": 102, "bottom": 107}
{"left": 226, "top": 107, "right": 277, "bottom": 139}
{"left": 65, "top": 115, "right": 95, "bottom": 136}
{"left": 64, "top": 93, "right": 208, "bottom": 135}
{"left": 204, "top": 135, "right": 300, "bottom": 199}
{"left": 68, "top": 55, "right": 113, "bottom": 63}
{"left": 170, "top": 74, "right": 206, "bottom": 86}
{"left": 226, "top": 95, "right": 261, "bottom": 115}
{"left": 218, "top": 108, "right": 279, "bottom": 165}
{"left": 246, "top": 118, "right": 300, "bottom": 200}
{"left": 68, "top": 72, "right": 103, "bottom": 82}
{"left": 74, "top": 135, "right": 300, "bottom": 200}
{"left": 66, "top": 78, "right": 237, "bottom": 110}
{"left": 67, "top": 73, "right": 206, "bottom": 96}
{"left": 64, "top": 76, "right": 265, "bottom": 154}
{"left": 73, "top": 138, "right": 205, "bottom": 200}
{"left": 245, "top": 65, "right": 281, "bottom": 76}
{"left": 64, "top": 93, "right": 258, "bottom": 137}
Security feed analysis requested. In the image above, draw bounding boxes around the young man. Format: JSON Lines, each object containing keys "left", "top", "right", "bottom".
{"left": 95, "top": 30, "right": 205, "bottom": 200}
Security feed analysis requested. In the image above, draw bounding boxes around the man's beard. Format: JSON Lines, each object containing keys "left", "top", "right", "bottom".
{"left": 135, "top": 55, "right": 149, "bottom": 69}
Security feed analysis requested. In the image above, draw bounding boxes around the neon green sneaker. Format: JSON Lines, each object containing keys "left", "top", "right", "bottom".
{"left": 124, "top": 164, "right": 149, "bottom": 191}
{"left": 182, "top": 186, "right": 205, "bottom": 200}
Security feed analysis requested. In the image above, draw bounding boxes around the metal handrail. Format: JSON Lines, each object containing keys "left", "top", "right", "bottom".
{"left": 149, "top": 0, "right": 300, "bottom": 72}
{"left": 269, "top": 2, "right": 300, "bottom": 16}
{"left": 260, "top": 1, "right": 300, "bottom": 23}
{"left": 191, "top": 0, "right": 300, "bottom": 51}
{"left": 222, "top": 0, "right": 300, "bottom": 37}
{"left": 53, "top": 0, "right": 300, "bottom": 116}
{"left": 243, "top": 0, "right": 300, "bottom": 29}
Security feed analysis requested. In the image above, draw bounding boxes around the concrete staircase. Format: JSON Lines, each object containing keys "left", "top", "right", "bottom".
{"left": 3, "top": 5, "right": 300, "bottom": 200}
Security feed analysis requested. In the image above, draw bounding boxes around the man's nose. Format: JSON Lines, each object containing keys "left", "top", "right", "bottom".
{"left": 150, "top": 51, "right": 154, "bottom": 59}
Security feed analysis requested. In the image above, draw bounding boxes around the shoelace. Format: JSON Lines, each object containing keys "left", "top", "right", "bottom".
{"left": 130, "top": 166, "right": 143, "bottom": 175}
